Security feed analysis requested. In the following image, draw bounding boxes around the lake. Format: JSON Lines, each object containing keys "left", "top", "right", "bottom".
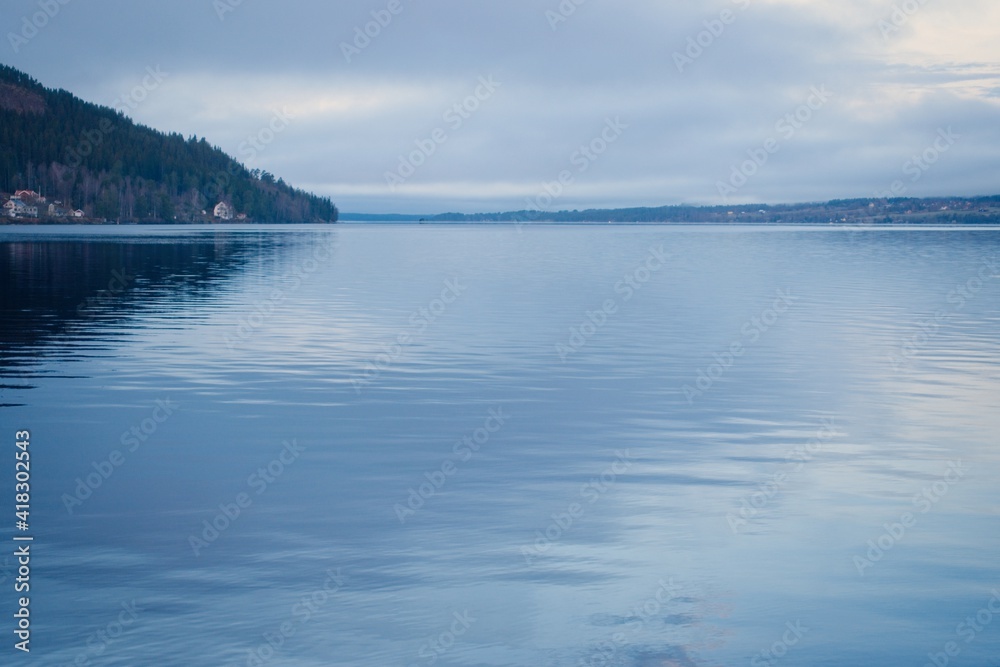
{"left": 1, "top": 224, "right": 999, "bottom": 666}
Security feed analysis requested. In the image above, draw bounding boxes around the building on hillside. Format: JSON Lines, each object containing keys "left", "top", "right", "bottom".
{"left": 48, "top": 203, "right": 69, "bottom": 217}
{"left": 214, "top": 202, "right": 234, "bottom": 220}
{"left": 73, "top": 209, "right": 85, "bottom": 218}
{"left": 5, "top": 200, "right": 38, "bottom": 218}
{"left": 14, "top": 190, "right": 44, "bottom": 203}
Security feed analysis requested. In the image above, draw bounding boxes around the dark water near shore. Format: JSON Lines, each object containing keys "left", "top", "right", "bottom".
{"left": 1, "top": 224, "right": 1000, "bottom": 666}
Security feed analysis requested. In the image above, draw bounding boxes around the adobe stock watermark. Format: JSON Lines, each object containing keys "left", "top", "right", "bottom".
{"left": 523, "top": 116, "right": 628, "bottom": 216}
{"left": 203, "top": 108, "right": 294, "bottom": 204}
{"left": 557, "top": 244, "right": 669, "bottom": 362}
{"left": 873, "top": 127, "right": 960, "bottom": 200}
{"left": 194, "top": 108, "right": 294, "bottom": 204}
{"left": 213, "top": 0, "right": 247, "bottom": 22}
{"left": 65, "top": 118, "right": 115, "bottom": 172}
{"left": 878, "top": 0, "right": 931, "bottom": 41}
{"left": 385, "top": 75, "right": 501, "bottom": 191}
{"left": 750, "top": 621, "right": 810, "bottom": 667}
{"left": 188, "top": 439, "right": 306, "bottom": 556}
{"left": 888, "top": 257, "right": 998, "bottom": 370}
{"left": 239, "top": 107, "right": 294, "bottom": 164}
{"left": 853, "top": 460, "right": 965, "bottom": 576}
{"left": 578, "top": 578, "right": 681, "bottom": 667}
{"left": 66, "top": 66, "right": 168, "bottom": 171}
{"left": 520, "top": 450, "right": 635, "bottom": 565}
{"left": 545, "top": 0, "right": 589, "bottom": 31}
{"left": 225, "top": 240, "right": 338, "bottom": 349}
{"left": 682, "top": 288, "right": 798, "bottom": 404}
{"left": 727, "top": 417, "right": 838, "bottom": 534}
{"left": 112, "top": 66, "right": 169, "bottom": 116}
{"left": 66, "top": 600, "right": 143, "bottom": 667}
{"left": 350, "top": 278, "right": 467, "bottom": 393}
{"left": 61, "top": 399, "right": 178, "bottom": 514}
{"left": 406, "top": 611, "right": 476, "bottom": 667}
{"left": 394, "top": 407, "right": 508, "bottom": 523}
{"left": 716, "top": 85, "right": 833, "bottom": 199}
{"left": 8, "top": 0, "right": 73, "bottom": 54}
{"left": 673, "top": 0, "right": 753, "bottom": 73}
{"left": 224, "top": 568, "right": 346, "bottom": 667}
{"left": 340, "top": 0, "right": 407, "bottom": 62}
{"left": 922, "top": 589, "right": 1000, "bottom": 667}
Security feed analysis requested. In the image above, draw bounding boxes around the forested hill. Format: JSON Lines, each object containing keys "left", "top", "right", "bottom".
{"left": 0, "top": 65, "right": 337, "bottom": 223}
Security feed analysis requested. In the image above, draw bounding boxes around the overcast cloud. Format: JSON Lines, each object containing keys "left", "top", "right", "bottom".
{"left": 4, "top": 0, "right": 1000, "bottom": 213}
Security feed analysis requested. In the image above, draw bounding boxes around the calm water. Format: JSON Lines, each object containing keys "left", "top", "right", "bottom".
{"left": 2, "top": 224, "right": 1000, "bottom": 666}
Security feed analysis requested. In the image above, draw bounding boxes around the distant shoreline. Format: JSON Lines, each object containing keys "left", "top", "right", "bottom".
{"left": 338, "top": 194, "right": 1000, "bottom": 225}
{"left": 4, "top": 194, "right": 999, "bottom": 227}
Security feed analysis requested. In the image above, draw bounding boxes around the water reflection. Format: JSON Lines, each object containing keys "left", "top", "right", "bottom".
{"left": 0, "top": 225, "right": 998, "bottom": 666}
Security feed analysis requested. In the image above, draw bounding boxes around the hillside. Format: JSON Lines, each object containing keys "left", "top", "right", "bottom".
{"left": 0, "top": 65, "right": 337, "bottom": 223}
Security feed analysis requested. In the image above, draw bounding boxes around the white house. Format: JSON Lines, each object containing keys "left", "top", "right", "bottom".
{"left": 73, "top": 209, "right": 85, "bottom": 218}
{"left": 214, "top": 202, "right": 234, "bottom": 220}
{"left": 5, "top": 200, "right": 37, "bottom": 218}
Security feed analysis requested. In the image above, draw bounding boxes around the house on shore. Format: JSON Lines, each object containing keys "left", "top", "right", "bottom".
{"left": 13, "top": 190, "right": 43, "bottom": 202}
{"left": 3, "top": 192, "right": 82, "bottom": 219}
{"left": 48, "top": 203, "right": 70, "bottom": 218}
{"left": 214, "top": 202, "right": 234, "bottom": 221}
{"left": 5, "top": 199, "right": 38, "bottom": 218}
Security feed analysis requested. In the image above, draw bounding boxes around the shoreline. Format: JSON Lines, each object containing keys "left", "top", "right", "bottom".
{"left": 3, "top": 220, "right": 1000, "bottom": 230}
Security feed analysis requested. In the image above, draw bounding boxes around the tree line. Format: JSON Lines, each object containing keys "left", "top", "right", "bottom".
{"left": 0, "top": 65, "right": 337, "bottom": 223}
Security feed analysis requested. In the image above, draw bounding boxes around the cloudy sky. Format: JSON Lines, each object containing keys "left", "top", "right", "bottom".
{"left": 4, "top": 0, "right": 1000, "bottom": 213}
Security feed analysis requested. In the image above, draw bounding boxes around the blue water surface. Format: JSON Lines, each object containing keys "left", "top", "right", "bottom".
{"left": 1, "top": 224, "right": 999, "bottom": 666}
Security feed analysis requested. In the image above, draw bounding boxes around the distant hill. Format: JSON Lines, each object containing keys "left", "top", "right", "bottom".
{"left": 343, "top": 195, "right": 1000, "bottom": 225}
{"left": 0, "top": 65, "right": 337, "bottom": 223}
